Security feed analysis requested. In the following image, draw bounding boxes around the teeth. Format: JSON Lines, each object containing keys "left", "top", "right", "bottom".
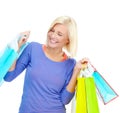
{"left": 50, "top": 39, "right": 57, "bottom": 44}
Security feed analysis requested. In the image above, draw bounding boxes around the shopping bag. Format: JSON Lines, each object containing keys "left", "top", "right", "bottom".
{"left": 87, "top": 63, "right": 119, "bottom": 104}
{"left": 0, "top": 38, "right": 29, "bottom": 85}
{"left": 0, "top": 46, "right": 18, "bottom": 85}
{"left": 92, "top": 71, "right": 118, "bottom": 104}
{"left": 76, "top": 77, "right": 100, "bottom": 113}
{"left": 76, "top": 77, "right": 87, "bottom": 113}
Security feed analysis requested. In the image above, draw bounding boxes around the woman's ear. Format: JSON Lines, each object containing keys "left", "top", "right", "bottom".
{"left": 66, "top": 38, "right": 69, "bottom": 45}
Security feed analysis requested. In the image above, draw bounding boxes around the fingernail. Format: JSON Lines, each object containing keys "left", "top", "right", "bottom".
{"left": 82, "top": 61, "right": 88, "bottom": 64}
{"left": 24, "top": 35, "right": 27, "bottom": 37}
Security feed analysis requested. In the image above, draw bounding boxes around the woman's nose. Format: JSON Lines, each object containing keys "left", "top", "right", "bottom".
{"left": 51, "top": 32, "right": 57, "bottom": 38}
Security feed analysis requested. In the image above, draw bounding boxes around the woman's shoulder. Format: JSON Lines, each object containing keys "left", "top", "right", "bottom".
{"left": 29, "top": 41, "right": 42, "bottom": 46}
{"left": 23, "top": 41, "right": 42, "bottom": 52}
{"left": 66, "top": 57, "right": 76, "bottom": 67}
{"left": 26, "top": 41, "right": 43, "bottom": 49}
{"left": 68, "top": 57, "right": 76, "bottom": 63}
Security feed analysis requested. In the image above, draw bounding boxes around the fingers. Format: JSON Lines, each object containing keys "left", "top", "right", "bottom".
{"left": 79, "top": 57, "right": 90, "bottom": 70}
{"left": 20, "top": 31, "right": 31, "bottom": 40}
{"left": 18, "top": 31, "right": 31, "bottom": 48}
{"left": 20, "top": 31, "right": 30, "bottom": 41}
{"left": 81, "top": 57, "right": 89, "bottom": 64}
{"left": 74, "top": 57, "right": 91, "bottom": 75}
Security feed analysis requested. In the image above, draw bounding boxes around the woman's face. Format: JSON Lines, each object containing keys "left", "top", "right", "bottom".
{"left": 47, "top": 24, "right": 69, "bottom": 49}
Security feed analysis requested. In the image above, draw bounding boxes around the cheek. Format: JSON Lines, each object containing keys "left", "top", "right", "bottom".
{"left": 62, "top": 38, "right": 69, "bottom": 45}
{"left": 47, "top": 32, "right": 50, "bottom": 38}
{"left": 58, "top": 39, "right": 67, "bottom": 47}
{"left": 47, "top": 33, "right": 51, "bottom": 41}
{"left": 46, "top": 35, "right": 50, "bottom": 45}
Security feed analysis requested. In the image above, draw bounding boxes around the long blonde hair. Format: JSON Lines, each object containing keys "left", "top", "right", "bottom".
{"left": 48, "top": 16, "right": 78, "bottom": 57}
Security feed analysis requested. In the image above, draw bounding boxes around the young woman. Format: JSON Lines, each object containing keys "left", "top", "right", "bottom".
{"left": 4, "top": 16, "right": 88, "bottom": 113}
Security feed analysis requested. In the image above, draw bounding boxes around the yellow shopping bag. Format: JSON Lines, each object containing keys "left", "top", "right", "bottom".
{"left": 76, "top": 77, "right": 100, "bottom": 113}
{"left": 76, "top": 77, "right": 87, "bottom": 113}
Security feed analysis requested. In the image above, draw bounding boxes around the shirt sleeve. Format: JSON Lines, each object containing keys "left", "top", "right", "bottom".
{"left": 4, "top": 43, "right": 32, "bottom": 82}
{"left": 60, "top": 59, "right": 76, "bottom": 105}
{"left": 60, "top": 87, "right": 75, "bottom": 105}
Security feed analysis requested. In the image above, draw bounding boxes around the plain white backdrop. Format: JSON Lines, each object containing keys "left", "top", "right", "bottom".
{"left": 0, "top": 0, "right": 120, "bottom": 113}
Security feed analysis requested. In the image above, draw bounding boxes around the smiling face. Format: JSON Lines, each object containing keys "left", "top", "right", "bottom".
{"left": 46, "top": 24, "right": 69, "bottom": 49}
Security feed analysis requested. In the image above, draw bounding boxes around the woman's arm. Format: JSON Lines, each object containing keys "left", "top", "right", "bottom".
{"left": 4, "top": 42, "right": 32, "bottom": 82}
{"left": 9, "top": 31, "right": 30, "bottom": 72}
{"left": 66, "top": 58, "right": 89, "bottom": 93}
{"left": 60, "top": 58, "right": 89, "bottom": 105}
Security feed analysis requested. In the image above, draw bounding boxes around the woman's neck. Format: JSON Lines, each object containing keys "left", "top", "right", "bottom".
{"left": 43, "top": 45, "right": 67, "bottom": 62}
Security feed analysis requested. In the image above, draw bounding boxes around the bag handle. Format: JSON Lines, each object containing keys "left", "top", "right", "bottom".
{"left": 79, "top": 63, "right": 95, "bottom": 78}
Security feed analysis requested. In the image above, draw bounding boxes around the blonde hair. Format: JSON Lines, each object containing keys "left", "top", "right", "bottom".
{"left": 48, "top": 16, "right": 78, "bottom": 57}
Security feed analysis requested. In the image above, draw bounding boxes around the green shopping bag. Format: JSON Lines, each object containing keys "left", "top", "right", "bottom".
{"left": 76, "top": 77, "right": 100, "bottom": 113}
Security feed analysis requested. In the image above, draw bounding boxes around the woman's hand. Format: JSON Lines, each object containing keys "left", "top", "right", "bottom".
{"left": 73, "top": 57, "right": 90, "bottom": 75}
{"left": 18, "top": 31, "right": 30, "bottom": 50}
{"left": 66, "top": 57, "right": 90, "bottom": 93}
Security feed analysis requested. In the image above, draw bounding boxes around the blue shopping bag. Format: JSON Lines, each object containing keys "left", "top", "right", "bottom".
{"left": 87, "top": 63, "right": 119, "bottom": 104}
{"left": 0, "top": 43, "right": 29, "bottom": 85}
{"left": 92, "top": 70, "right": 118, "bottom": 104}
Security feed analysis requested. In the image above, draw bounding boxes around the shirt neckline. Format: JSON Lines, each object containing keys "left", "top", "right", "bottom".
{"left": 41, "top": 44, "right": 69, "bottom": 63}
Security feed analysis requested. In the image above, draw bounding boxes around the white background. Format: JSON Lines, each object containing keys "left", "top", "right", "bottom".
{"left": 0, "top": 0, "right": 120, "bottom": 113}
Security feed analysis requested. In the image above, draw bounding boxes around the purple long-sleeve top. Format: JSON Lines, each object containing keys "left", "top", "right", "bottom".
{"left": 4, "top": 42, "right": 76, "bottom": 113}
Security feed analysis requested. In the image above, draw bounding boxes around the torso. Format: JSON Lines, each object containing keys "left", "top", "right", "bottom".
{"left": 19, "top": 42, "right": 76, "bottom": 113}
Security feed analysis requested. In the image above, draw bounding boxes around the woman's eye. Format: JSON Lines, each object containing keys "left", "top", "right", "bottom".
{"left": 58, "top": 33, "right": 62, "bottom": 36}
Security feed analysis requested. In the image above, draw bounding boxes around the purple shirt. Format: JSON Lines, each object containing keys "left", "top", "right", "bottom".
{"left": 4, "top": 42, "right": 76, "bottom": 113}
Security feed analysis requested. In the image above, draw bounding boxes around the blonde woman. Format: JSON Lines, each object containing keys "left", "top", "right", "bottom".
{"left": 4, "top": 16, "right": 88, "bottom": 113}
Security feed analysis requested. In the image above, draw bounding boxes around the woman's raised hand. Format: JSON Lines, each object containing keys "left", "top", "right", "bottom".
{"left": 18, "top": 31, "right": 30, "bottom": 49}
